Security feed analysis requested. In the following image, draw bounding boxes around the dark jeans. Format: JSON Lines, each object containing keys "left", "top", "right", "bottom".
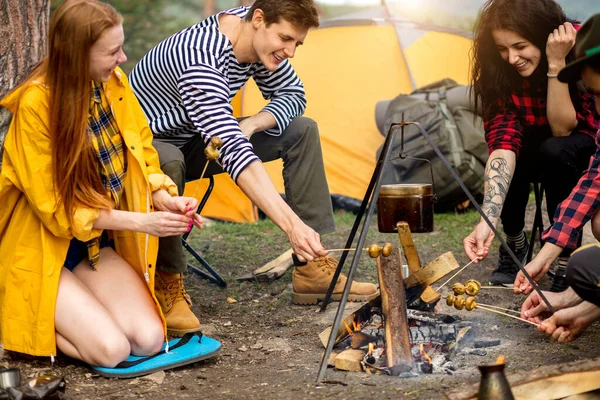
{"left": 567, "top": 244, "right": 600, "bottom": 307}
{"left": 153, "top": 116, "right": 335, "bottom": 274}
{"left": 500, "top": 128, "right": 595, "bottom": 256}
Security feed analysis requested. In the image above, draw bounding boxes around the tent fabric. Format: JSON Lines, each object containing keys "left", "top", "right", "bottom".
{"left": 185, "top": 9, "right": 473, "bottom": 223}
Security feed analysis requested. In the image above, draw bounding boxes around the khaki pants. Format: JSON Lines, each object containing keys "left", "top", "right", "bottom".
{"left": 153, "top": 116, "right": 335, "bottom": 274}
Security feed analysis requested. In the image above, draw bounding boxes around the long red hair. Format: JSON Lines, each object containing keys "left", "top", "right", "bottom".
{"left": 14, "top": 0, "right": 123, "bottom": 224}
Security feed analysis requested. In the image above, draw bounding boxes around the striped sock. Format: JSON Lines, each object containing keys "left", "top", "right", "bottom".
{"left": 506, "top": 231, "right": 526, "bottom": 250}
{"left": 556, "top": 256, "right": 568, "bottom": 277}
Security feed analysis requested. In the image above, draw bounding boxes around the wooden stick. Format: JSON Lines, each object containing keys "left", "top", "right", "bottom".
{"left": 435, "top": 258, "right": 478, "bottom": 291}
{"left": 191, "top": 159, "right": 211, "bottom": 200}
{"left": 480, "top": 286, "right": 515, "bottom": 290}
{"left": 476, "top": 304, "right": 539, "bottom": 327}
{"left": 327, "top": 248, "right": 366, "bottom": 252}
{"left": 478, "top": 303, "right": 521, "bottom": 315}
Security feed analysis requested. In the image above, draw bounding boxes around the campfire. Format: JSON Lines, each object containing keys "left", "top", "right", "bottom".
{"left": 321, "top": 222, "right": 474, "bottom": 377}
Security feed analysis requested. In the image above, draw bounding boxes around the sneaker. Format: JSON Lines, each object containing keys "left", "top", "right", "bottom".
{"left": 154, "top": 271, "right": 200, "bottom": 336}
{"left": 549, "top": 271, "right": 568, "bottom": 293}
{"left": 489, "top": 239, "right": 529, "bottom": 287}
{"left": 291, "top": 256, "right": 379, "bottom": 305}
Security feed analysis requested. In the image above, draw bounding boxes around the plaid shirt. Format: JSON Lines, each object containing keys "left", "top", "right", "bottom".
{"left": 543, "top": 136, "right": 600, "bottom": 250}
{"left": 485, "top": 79, "right": 599, "bottom": 157}
{"left": 85, "top": 81, "right": 127, "bottom": 269}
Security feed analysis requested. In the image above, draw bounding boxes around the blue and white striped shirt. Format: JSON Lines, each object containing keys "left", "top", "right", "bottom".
{"left": 130, "top": 7, "right": 307, "bottom": 181}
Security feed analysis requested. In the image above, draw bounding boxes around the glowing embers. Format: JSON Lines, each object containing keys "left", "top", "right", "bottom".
{"left": 330, "top": 308, "right": 471, "bottom": 376}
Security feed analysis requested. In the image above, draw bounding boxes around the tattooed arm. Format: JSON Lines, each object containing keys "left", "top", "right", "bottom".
{"left": 463, "top": 149, "right": 516, "bottom": 261}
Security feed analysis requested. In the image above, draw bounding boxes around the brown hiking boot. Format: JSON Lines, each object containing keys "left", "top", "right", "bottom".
{"left": 291, "top": 256, "right": 379, "bottom": 305}
{"left": 155, "top": 271, "right": 200, "bottom": 336}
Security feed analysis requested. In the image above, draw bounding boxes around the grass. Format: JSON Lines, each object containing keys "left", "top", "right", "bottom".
{"left": 185, "top": 207, "right": 485, "bottom": 291}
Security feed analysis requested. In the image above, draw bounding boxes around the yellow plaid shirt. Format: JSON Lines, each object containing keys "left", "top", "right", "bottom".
{"left": 85, "top": 81, "right": 127, "bottom": 269}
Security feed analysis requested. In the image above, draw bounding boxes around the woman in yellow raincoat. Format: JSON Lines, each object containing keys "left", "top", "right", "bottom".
{"left": 0, "top": 0, "right": 203, "bottom": 367}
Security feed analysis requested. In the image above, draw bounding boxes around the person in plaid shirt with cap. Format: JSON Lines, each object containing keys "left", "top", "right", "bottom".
{"left": 517, "top": 13, "right": 600, "bottom": 343}
{"left": 463, "top": 0, "right": 600, "bottom": 291}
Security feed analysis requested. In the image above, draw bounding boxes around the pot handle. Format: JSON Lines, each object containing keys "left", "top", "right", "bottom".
{"left": 392, "top": 154, "right": 437, "bottom": 204}
{"left": 389, "top": 120, "right": 437, "bottom": 203}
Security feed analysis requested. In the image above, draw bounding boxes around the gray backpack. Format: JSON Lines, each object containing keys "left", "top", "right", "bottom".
{"left": 376, "top": 79, "right": 488, "bottom": 211}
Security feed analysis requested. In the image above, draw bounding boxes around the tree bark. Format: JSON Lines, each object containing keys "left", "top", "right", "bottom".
{"left": 376, "top": 246, "right": 413, "bottom": 373}
{"left": 0, "top": 0, "right": 49, "bottom": 160}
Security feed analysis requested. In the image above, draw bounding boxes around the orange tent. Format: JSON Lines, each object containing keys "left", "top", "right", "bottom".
{"left": 185, "top": 7, "right": 472, "bottom": 222}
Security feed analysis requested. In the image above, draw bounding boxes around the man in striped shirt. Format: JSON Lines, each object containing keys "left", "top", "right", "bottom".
{"left": 130, "top": 0, "right": 378, "bottom": 335}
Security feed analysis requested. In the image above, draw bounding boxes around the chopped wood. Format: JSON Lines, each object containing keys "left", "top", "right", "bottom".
{"left": 237, "top": 248, "right": 293, "bottom": 282}
{"left": 318, "top": 252, "right": 459, "bottom": 347}
{"left": 376, "top": 246, "right": 412, "bottom": 370}
{"left": 396, "top": 221, "right": 443, "bottom": 304}
{"left": 334, "top": 349, "right": 366, "bottom": 372}
{"left": 404, "top": 252, "right": 459, "bottom": 289}
{"left": 396, "top": 222, "right": 422, "bottom": 271}
{"left": 445, "top": 356, "right": 600, "bottom": 400}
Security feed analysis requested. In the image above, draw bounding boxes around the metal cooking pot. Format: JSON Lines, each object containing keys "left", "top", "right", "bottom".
{"left": 376, "top": 183, "right": 434, "bottom": 233}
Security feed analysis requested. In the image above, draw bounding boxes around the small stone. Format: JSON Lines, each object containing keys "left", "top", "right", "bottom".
{"left": 250, "top": 343, "right": 263, "bottom": 350}
{"left": 398, "top": 372, "right": 420, "bottom": 379}
{"left": 223, "top": 321, "right": 232, "bottom": 327}
{"left": 238, "top": 346, "right": 249, "bottom": 352}
{"left": 469, "top": 349, "right": 487, "bottom": 356}
{"left": 140, "top": 371, "right": 165, "bottom": 385}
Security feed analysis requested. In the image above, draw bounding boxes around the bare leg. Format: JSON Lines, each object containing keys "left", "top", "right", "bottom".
{"left": 73, "top": 247, "right": 164, "bottom": 355}
{"left": 55, "top": 268, "right": 131, "bottom": 367}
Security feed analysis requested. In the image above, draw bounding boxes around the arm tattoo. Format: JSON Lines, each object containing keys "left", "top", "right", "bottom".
{"left": 482, "top": 157, "right": 512, "bottom": 220}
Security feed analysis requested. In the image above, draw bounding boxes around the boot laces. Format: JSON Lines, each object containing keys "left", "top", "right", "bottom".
{"left": 313, "top": 256, "right": 338, "bottom": 274}
{"left": 163, "top": 277, "right": 189, "bottom": 308}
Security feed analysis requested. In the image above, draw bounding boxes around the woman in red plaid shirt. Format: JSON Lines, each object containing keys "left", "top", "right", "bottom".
{"left": 463, "top": 0, "right": 600, "bottom": 290}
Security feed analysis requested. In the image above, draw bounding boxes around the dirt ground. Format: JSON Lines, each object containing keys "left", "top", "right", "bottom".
{"left": 4, "top": 204, "right": 600, "bottom": 399}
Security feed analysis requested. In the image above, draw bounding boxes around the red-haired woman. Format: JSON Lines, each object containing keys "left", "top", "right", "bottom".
{"left": 0, "top": 0, "right": 202, "bottom": 367}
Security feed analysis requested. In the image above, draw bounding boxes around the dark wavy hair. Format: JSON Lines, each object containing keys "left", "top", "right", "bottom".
{"left": 471, "top": 0, "right": 578, "bottom": 116}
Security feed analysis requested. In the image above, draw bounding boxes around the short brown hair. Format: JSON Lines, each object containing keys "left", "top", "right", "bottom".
{"left": 244, "top": 0, "right": 319, "bottom": 29}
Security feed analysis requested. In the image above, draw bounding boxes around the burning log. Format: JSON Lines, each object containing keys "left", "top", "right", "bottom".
{"left": 376, "top": 246, "right": 413, "bottom": 373}
{"left": 318, "top": 253, "right": 461, "bottom": 348}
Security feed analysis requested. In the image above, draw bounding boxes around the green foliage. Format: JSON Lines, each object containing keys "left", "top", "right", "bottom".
{"left": 50, "top": 0, "right": 205, "bottom": 73}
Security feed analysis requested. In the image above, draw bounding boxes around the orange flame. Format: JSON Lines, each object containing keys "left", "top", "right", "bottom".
{"left": 352, "top": 319, "right": 360, "bottom": 331}
{"left": 368, "top": 342, "right": 374, "bottom": 356}
{"left": 496, "top": 355, "right": 505, "bottom": 365}
{"left": 419, "top": 344, "right": 432, "bottom": 363}
{"left": 344, "top": 322, "right": 353, "bottom": 336}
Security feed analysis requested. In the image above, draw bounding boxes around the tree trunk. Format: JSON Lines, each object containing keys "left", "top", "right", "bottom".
{"left": 0, "top": 0, "right": 49, "bottom": 161}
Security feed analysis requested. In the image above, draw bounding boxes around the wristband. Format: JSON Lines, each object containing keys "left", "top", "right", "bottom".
{"left": 547, "top": 73, "right": 559, "bottom": 78}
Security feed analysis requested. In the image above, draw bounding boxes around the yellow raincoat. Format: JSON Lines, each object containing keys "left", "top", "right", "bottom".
{"left": 0, "top": 67, "right": 177, "bottom": 357}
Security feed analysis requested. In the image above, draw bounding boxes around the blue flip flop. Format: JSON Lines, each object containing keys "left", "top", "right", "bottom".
{"left": 91, "top": 331, "right": 221, "bottom": 378}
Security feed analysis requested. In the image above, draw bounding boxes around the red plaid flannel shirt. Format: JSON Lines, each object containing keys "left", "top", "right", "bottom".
{"left": 485, "top": 80, "right": 600, "bottom": 250}
{"left": 485, "top": 79, "right": 599, "bottom": 157}
{"left": 543, "top": 136, "right": 600, "bottom": 250}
